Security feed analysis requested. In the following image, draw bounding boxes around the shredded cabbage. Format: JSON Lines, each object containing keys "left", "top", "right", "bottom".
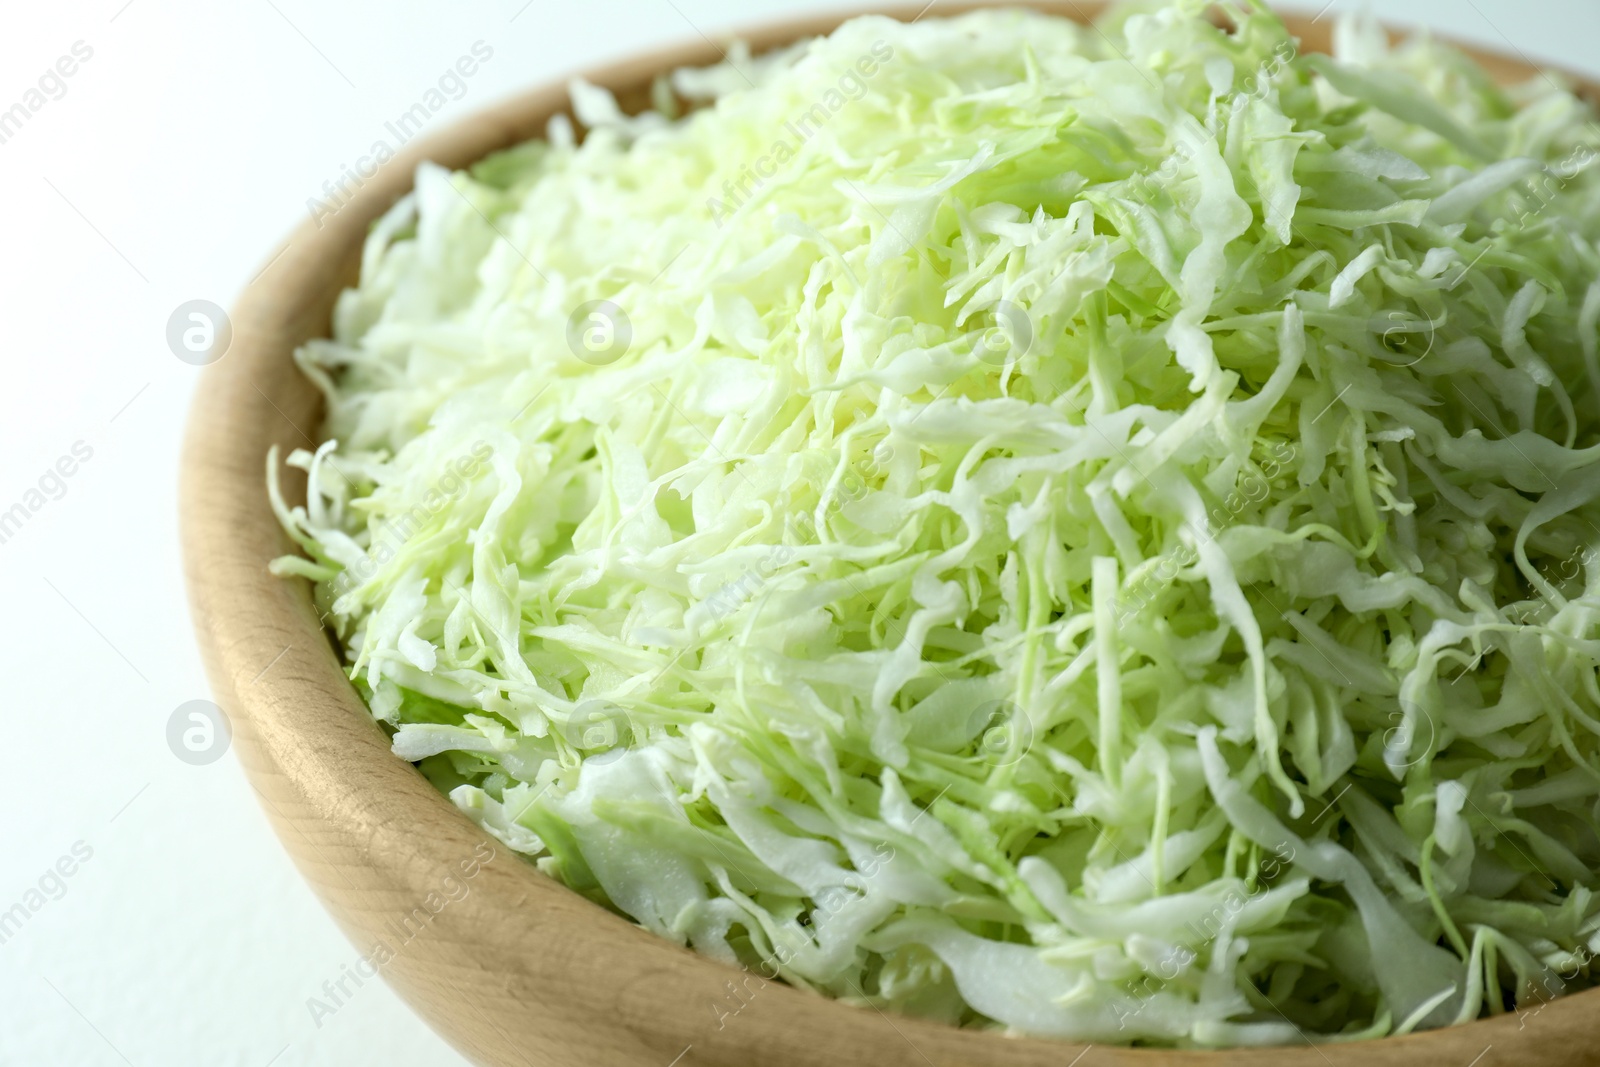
{"left": 270, "top": 0, "right": 1600, "bottom": 1045}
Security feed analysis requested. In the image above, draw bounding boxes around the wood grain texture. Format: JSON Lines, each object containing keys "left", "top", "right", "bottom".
{"left": 179, "top": 6, "right": 1600, "bottom": 1065}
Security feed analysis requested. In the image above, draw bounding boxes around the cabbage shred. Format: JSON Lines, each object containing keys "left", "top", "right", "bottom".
{"left": 271, "top": 0, "right": 1600, "bottom": 1044}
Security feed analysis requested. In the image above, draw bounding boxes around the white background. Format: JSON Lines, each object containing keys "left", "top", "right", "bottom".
{"left": 0, "top": 1, "right": 1592, "bottom": 1064}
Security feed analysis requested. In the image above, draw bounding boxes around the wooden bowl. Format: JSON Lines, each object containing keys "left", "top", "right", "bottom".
{"left": 180, "top": 6, "right": 1600, "bottom": 1065}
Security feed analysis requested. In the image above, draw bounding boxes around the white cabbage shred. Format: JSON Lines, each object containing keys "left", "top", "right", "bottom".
{"left": 270, "top": 0, "right": 1600, "bottom": 1044}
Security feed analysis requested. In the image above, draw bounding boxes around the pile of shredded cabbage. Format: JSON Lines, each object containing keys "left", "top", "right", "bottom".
{"left": 270, "top": 0, "right": 1600, "bottom": 1045}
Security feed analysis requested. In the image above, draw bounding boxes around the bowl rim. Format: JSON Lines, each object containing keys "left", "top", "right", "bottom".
{"left": 180, "top": 5, "right": 1600, "bottom": 1065}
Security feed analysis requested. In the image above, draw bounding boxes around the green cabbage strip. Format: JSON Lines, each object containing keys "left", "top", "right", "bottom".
{"left": 270, "top": 0, "right": 1600, "bottom": 1044}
